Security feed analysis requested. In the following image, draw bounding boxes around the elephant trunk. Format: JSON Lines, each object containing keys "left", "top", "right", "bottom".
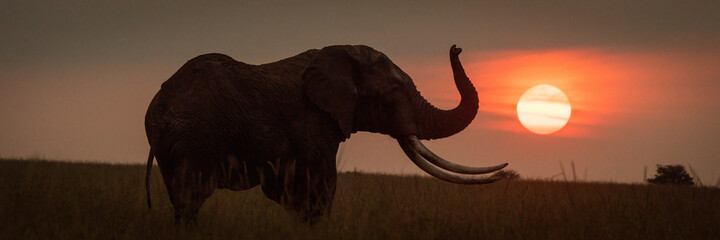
{"left": 412, "top": 45, "right": 479, "bottom": 140}
{"left": 399, "top": 46, "right": 507, "bottom": 183}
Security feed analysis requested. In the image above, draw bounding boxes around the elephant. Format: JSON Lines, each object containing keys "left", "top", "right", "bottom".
{"left": 144, "top": 44, "right": 507, "bottom": 224}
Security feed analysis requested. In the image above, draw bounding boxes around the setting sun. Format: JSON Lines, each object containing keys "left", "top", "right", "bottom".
{"left": 516, "top": 84, "right": 572, "bottom": 135}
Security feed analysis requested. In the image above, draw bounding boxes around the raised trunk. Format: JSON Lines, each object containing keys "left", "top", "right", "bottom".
{"left": 413, "top": 45, "right": 479, "bottom": 140}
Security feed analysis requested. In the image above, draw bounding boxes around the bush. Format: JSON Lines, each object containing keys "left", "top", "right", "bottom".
{"left": 647, "top": 164, "right": 694, "bottom": 185}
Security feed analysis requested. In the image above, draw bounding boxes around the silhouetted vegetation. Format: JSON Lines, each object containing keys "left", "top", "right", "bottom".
{"left": 648, "top": 164, "right": 694, "bottom": 185}
{"left": 1, "top": 159, "right": 719, "bottom": 239}
{"left": 491, "top": 169, "right": 520, "bottom": 180}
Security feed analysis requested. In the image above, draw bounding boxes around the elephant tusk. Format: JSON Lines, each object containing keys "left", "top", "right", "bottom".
{"left": 397, "top": 136, "right": 503, "bottom": 184}
{"left": 405, "top": 135, "right": 508, "bottom": 174}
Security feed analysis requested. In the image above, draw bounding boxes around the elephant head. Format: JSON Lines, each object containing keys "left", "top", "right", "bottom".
{"left": 302, "top": 45, "right": 507, "bottom": 183}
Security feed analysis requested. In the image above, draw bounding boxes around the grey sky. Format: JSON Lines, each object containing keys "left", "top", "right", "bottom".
{"left": 3, "top": 1, "right": 718, "bottom": 67}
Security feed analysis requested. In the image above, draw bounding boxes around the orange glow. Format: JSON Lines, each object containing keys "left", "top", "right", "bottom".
{"left": 516, "top": 84, "right": 571, "bottom": 135}
{"left": 400, "top": 49, "right": 617, "bottom": 138}
{"left": 398, "top": 47, "right": 720, "bottom": 139}
{"left": 459, "top": 49, "right": 622, "bottom": 138}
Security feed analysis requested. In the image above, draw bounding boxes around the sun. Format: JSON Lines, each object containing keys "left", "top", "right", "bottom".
{"left": 516, "top": 84, "right": 572, "bottom": 135}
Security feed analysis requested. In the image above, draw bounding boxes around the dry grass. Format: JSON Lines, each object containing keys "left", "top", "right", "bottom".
{"left": 1, "top": 159, "right": 718, "bottom": 239}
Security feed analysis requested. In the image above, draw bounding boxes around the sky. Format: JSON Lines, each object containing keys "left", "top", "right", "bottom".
{"left": 2, "top": 1, "right": 719, "bottom": 183}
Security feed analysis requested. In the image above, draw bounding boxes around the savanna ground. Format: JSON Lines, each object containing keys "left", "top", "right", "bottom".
{"left": 1, "top": 159, "right": 718, "bottom": 239}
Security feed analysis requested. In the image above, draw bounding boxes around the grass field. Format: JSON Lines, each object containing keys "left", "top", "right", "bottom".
{"left": 1, "top": 159, "right": 718, "bottom": 239}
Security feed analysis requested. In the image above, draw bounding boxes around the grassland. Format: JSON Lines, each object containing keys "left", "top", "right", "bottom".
{"left": 1, "top": 159, "right": 718, "bottom": 239}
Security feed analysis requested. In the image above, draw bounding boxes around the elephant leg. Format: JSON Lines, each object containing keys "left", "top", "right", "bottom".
{"left": 170, "top": 158, "right": 218, "bottom": 225}
{"left": 259, "top": 158, "right": 289, "bottom": 205}
{"left": 261, "top": 155, "right": 337, "bottom": 223}
{"left": 293, "top": 161, "right": 337, "bottom": 223}
{"left": 155, "top": 155, "right": 176, "bottom": 205}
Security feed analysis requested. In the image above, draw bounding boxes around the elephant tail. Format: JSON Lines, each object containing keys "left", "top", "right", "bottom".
{"left": 146, "top": 149, "right": 154, "bottom": 209}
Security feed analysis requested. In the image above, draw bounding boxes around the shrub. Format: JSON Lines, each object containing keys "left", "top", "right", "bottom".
{"left": 647, "top": 164, "right": 694, "bottom": 185}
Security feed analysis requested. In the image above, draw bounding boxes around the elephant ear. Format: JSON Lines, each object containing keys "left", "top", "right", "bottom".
{"left": 302, "top": 45, "right": 369, "bottom": 139}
